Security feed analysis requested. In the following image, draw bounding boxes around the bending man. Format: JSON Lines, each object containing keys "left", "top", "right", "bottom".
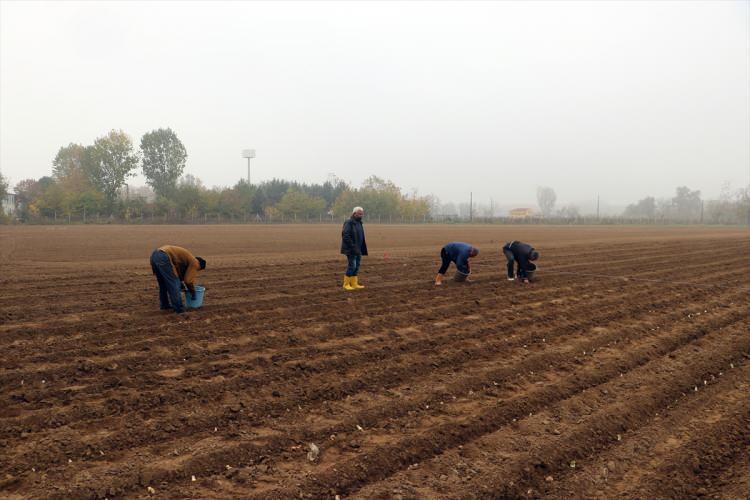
{"left": 502, "top": 240, "right": 539, "bottom": 283}
{"left": 435, "top": 242, "right": 479, "bottom": 285}
{"left": 150, "top": 245, "right": 206, "bottom": 313}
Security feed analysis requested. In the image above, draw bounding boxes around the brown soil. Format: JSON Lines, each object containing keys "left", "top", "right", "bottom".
{"left": 1, "top": 224, "right": 749, "bottom": 499}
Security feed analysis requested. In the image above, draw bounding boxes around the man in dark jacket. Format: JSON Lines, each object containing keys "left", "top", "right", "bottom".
{"left": 150, "top": 245, "right": 206, "bottom": 313}
{"left": 340, "top": 206, "right": 368, "bottom": 291}
{"left": 503, "top": 240, "right": 539, "bottom": 283}
{"left": 435, "top": 242, "right": 479, "bottom": 285}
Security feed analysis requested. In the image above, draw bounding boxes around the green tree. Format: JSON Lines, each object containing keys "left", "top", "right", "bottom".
{"left": 259, "top": 179, "right": 291, "bottom": 205}
{"left": 85, "top": 130, "right": 139, "bottom": 210}
{"left": 14, "top": 178, "right": 43, "bottom": 220}
{"left": 173, "top": 174, "right": 206, "bottom": 219}
{"left": 52, "top": 143, "right": 87, "bottom": 179}
{"left": 331, "top": 176, "right": 406, "bottom": 219}
{"left": 34, "top": 178, "right": 66, "bottom": 218}
{"left": 140, "top": 128, "right": 188, "bottom": 198}
{"left": 232, "top": 180, "right": 257, "bottom": 215}
{"left": 331, "top": 189, "right": 359, "bottom": 218}
{"left": 276, "top": 190, "right": 326, "bottom": 219}
{"left": 0, "top": 170, "right": 8, "bottom": 199}
{"left": 0, "top": 170, "right": 8, "bottom": 219}
{"left": 399, "top": 197, "right": 430, "bottom": 220}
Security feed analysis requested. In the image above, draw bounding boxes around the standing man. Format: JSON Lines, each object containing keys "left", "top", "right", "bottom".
{"left": 150, "top": 245, "right": 206, "bottom": 313}
{"left": 435, "top": 242, "right": 479, "bottom": 285}
{"left": 341, "top": 206, "right": 368, "bottom": 291}
{"left": 502, "top": 240, "right": 539, "bottom": 283}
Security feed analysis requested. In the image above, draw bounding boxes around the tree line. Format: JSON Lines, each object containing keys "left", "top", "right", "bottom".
{"left": 1, "top": 131, "right": 748, "bottom": 224}
{"left": 532, "top": 185, "right": 750, "bottom": 224}
{"left": 1, "top": 129, "right": 431, "bottom": 222}
{"left": 622, "top": 184, "right": 750, "bottom": 224}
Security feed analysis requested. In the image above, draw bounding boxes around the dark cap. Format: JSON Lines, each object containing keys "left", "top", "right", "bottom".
{"left": 196, "top": 257, "right": 207, "bottom": 270}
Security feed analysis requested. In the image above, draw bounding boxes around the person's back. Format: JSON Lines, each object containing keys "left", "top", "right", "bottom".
{"left": 502, "top": 241, "right": 529, "bottom": 258}
{"left": 159, "top": 245, "right": 200, "bottom": 285}
{"left": 503, "top": 241, "right": 538, "bottom": 281}
{"left": 443, "top": 242, "right": 474, "bottom": 263}
{"left": 435, "top": 242, "right": 478, "bottom": 284}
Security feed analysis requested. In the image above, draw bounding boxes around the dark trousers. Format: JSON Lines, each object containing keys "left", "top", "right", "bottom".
{"left": 438, "top": 248, "right": 452, "bottom": 275}
{"left": 150, "top": 250, "right": 184, "bottom": 313}
{"left": 503, "top": 248, "right": 516, "bottom": 278}
{"left": 345, "top": 254, "right": 361, "bottom": 276}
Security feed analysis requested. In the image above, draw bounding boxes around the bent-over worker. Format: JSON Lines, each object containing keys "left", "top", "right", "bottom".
{"left": 502, "top": 240, "right": 539, "bottom": 283}
{"left": 435, "top": 242, "right": 479, "bottom": 285}
{"left": 150, "top": 245, "right": 206, "bottom": 313}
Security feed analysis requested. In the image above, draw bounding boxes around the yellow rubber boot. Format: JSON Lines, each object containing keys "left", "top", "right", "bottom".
{"left": 343, "top": 276, "right": 355, "bottom": 291}
{"left": 351, "top": 276, "right": 365, "bottom": 289}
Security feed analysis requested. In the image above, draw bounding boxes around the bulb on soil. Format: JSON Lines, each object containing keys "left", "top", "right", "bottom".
{"left": 307, "top": 443, "right": 320, "bottom": 462}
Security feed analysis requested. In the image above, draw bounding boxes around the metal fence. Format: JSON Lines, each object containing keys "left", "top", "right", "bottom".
{"left": 9, "top": 212, "right": 748, "bottom": 225}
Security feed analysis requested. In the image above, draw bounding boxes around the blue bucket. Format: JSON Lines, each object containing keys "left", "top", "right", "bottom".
{"left": 185, "top": 285, "right": 205, "bottom": 309}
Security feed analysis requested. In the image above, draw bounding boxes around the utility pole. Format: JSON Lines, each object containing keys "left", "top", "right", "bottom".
{"left": 596, "top": 194, "right": 600, "bottom": 220}
{"left": 469, "top": 192, "right": 473, "bottom": 223}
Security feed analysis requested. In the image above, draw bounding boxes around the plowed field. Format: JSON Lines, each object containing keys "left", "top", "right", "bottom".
{"left": 1, "top": 224, "right": 749, "bottom": 499}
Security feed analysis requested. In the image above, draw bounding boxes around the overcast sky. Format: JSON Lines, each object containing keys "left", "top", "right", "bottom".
{"left": 1, "top": 0, "right": 748, "bottom": 207}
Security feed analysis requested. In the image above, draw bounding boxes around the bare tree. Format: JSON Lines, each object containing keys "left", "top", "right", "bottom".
{"left": 536, "top": 186, "right": 557, "bottom": 217}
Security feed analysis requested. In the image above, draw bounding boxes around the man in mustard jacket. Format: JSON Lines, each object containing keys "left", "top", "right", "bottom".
{"left": 150, "top": 245, "right": 206, "bottom": 313}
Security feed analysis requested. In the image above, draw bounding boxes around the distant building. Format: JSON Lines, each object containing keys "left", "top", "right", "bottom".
{"left": 508, "top": 207, "right": 533, "bottom": 218}
{"left": 2, "top": 193, "right": 16, "bottom": 215}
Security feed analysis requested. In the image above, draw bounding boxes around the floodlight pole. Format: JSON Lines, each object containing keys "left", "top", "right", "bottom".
{"left": 241, "top": 149, "right": 256, "bottom": 185}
